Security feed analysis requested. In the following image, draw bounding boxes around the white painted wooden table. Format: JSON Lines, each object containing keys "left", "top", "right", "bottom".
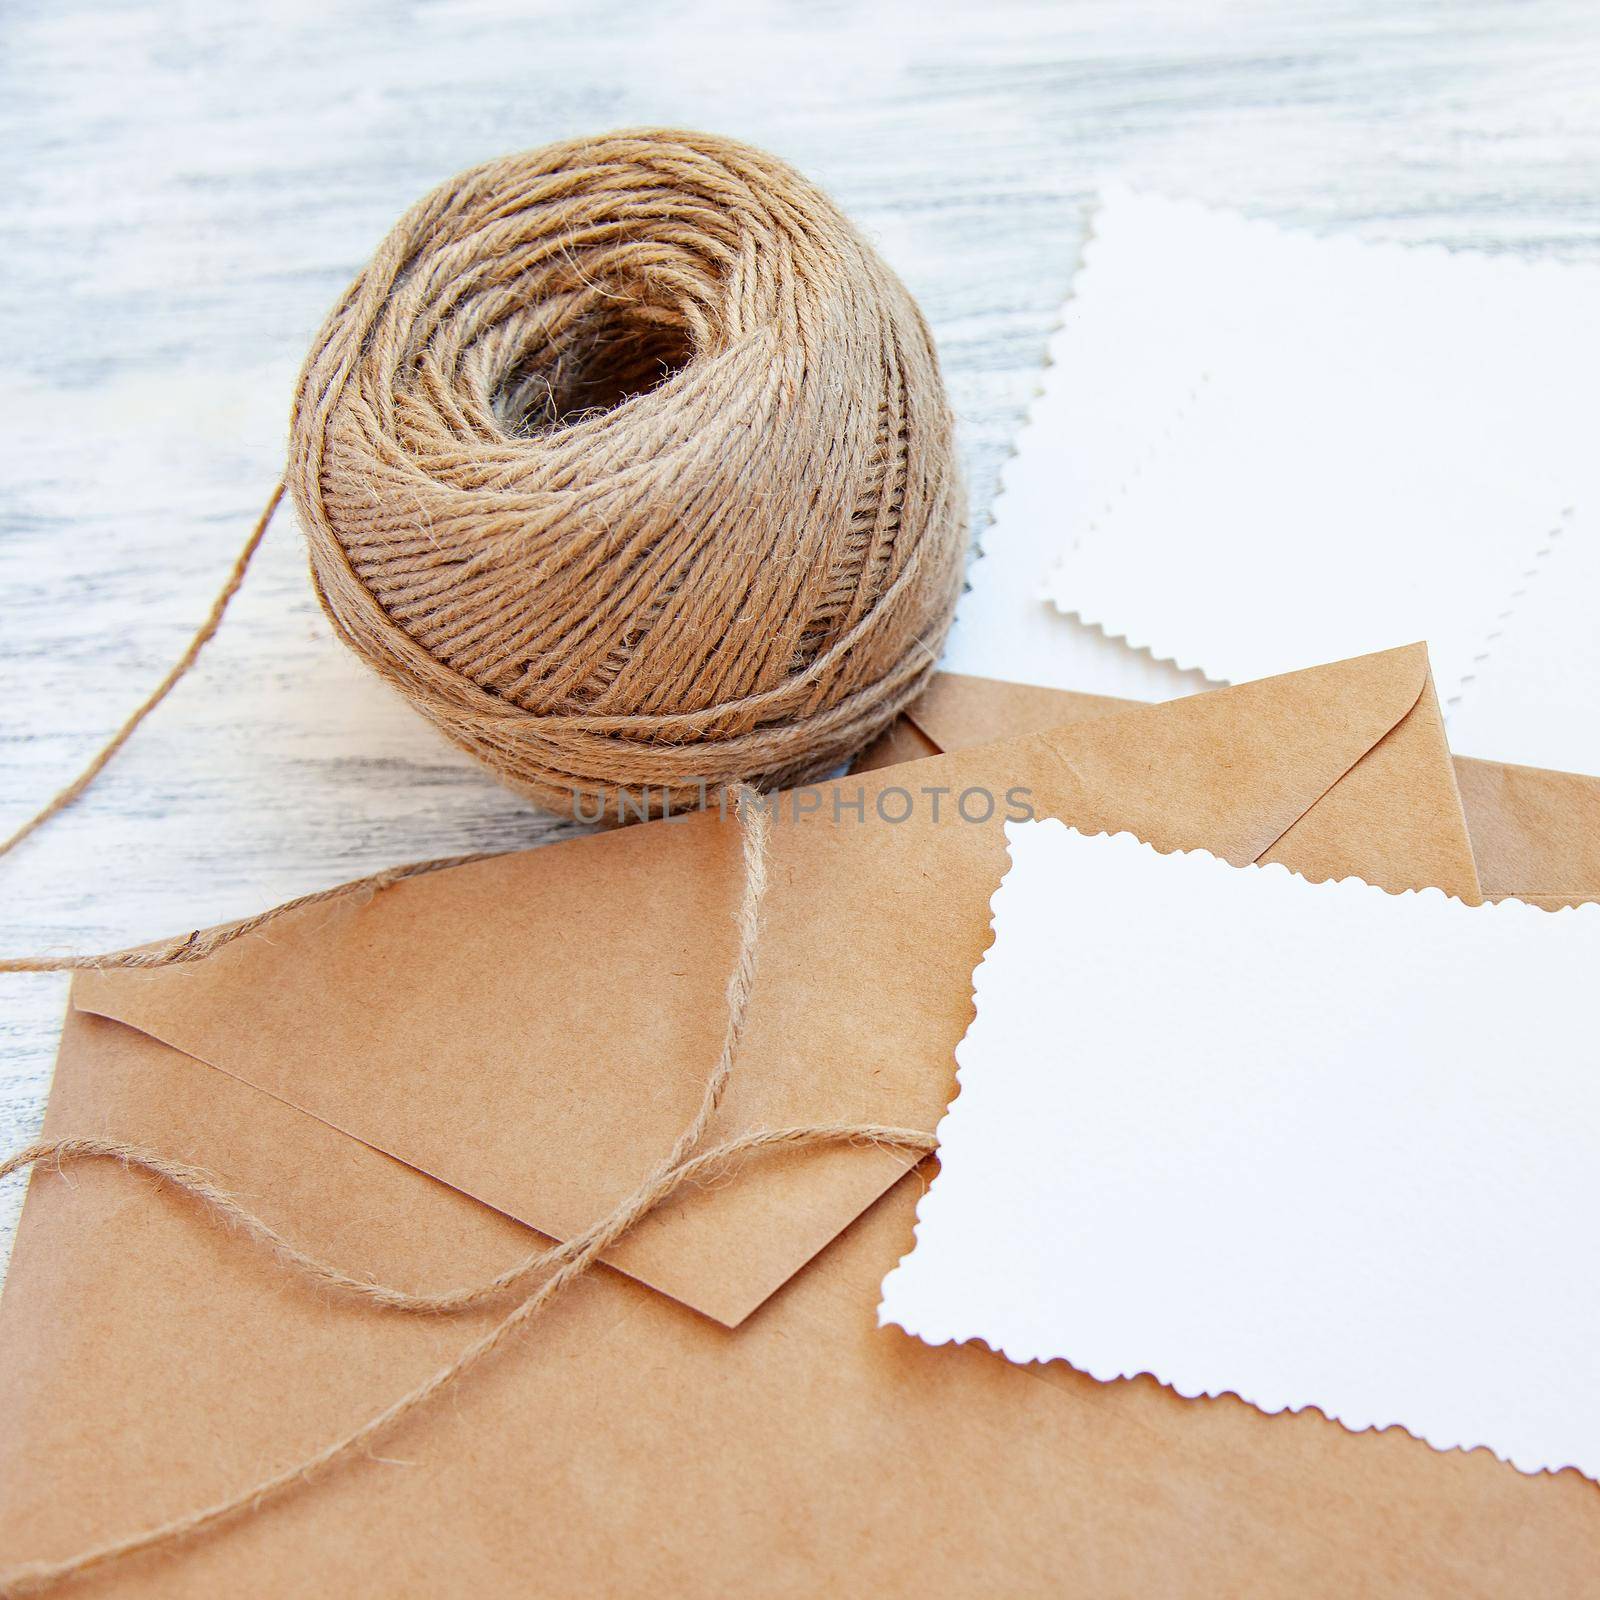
{"left": 4, "top": 0, "right": 1599, "bottom": 1269}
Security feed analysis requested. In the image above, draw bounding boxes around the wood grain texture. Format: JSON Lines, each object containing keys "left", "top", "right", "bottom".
{"left": 3, "top": 0, "right": 1599, "bottom": 1270}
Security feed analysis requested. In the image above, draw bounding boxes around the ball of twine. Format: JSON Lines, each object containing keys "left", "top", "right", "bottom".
{"left": 288, "top": 128, "right": 967, "bottom": 818}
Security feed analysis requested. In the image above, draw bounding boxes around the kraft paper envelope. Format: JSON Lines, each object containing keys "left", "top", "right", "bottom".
{"left": 1453, "top": 756, "right": 1600, "bottom": 909}
{"left": 862, "top": 670, "right": 1600, "bottom": 910}
{"left": 16, "top": 643, "right": 1596, "bottom": 1598}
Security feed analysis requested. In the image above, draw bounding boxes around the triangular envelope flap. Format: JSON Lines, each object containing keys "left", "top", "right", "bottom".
{"left": 1024, "top": 643, "right": 1433, "bottom": 865}
{"left": 39, "top": 1007, "right": 533, "bottom": 1303}
{"left": 74, "top": 647, "right": 1431, "bottom": 1328}
{"left": 897, "top": 647, "right": 1480, "bottom": 900}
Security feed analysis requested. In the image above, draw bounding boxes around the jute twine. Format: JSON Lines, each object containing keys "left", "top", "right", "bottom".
{"left": 4, "top": 127, "right": 965, "bottom": 863}
{"left": 0, "top": 791, "right": 935, "bottom": 1594}
{"left": 0, "top": 129, "right": 958, "bottom": 1587}
{"left": 294, "top": 128, "right": 967, "bottom": 816}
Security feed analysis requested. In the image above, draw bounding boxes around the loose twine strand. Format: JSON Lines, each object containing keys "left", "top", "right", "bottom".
{"left": 0, "top": 842, "right": 491, "bottom": 974}
{"left": 0, "top": 483, "right": 285, "bottom": 869}
{"left": 0, "top": 788, "right": 936, "bottom": 1595}
{"left": 0, "top": 247, "right": 511, "bottom": 961}
{"left": 0, "top": 476, "right": 492, "bottom": 977}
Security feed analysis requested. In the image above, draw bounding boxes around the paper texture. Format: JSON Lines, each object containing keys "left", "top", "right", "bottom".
{"left": 1045, "top": 354, "right": 1568, "bottom": 700}
{"left": 939, "top": 188, "right": 1215, "bottom": 704}
{"left": 950, "top": 185, "right": 1600, "bottom": 772}
{"left": 880, "top": 823, "right": 1600, "bottom": 1482}
{"left": 1455, "top": 754, "right": 1600, "bottom": 910}
{"left": 859, "top": 669, "right": 1600, "bottom": 910}
{"left": 12, "top": 649, "right": 1590, "bottom": 1596}
{"left": 1446, "top": 513, "right": 1600, "bottom": 770}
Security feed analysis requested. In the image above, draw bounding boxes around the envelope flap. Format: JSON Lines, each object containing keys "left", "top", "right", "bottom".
{"left": 75, "top": 646, "right": 1454, "bottom": 1329}
{"left": 75, "top": 814, "right": 829, "bottom": 1329}
{"left": 1005, "top": 642, "right": 1437, "bottom": 867}
{"left": 882, "top": 647, "right": 1478, "bottom": 900}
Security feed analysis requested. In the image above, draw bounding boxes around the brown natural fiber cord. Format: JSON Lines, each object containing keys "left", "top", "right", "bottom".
{"left": 0, "top": 791, "right": 935, "bottom": 1595}
{"left": 0, "top": 847, "right": 492, "bottom": 974}
{"left": 2, "top": 128, "right": 963, "bottom": 864}
{"left": 0, "top": 485, "right": 284, "bottom": 866}
{"left": 293, "top": 128, "right": 967, "bottom": 816}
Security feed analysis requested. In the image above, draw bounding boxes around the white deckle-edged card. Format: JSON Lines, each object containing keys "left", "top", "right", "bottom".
{"left": 945, "top": 185, "right": 1600, "bottom": 773}
{"left": 879, "top": 822, "right": 1600, "bottom": 1481}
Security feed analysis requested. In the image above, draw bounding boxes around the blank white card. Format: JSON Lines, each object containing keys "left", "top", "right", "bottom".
{"left": 879, "top": 823, "right": 1600, "bottom": 1481}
